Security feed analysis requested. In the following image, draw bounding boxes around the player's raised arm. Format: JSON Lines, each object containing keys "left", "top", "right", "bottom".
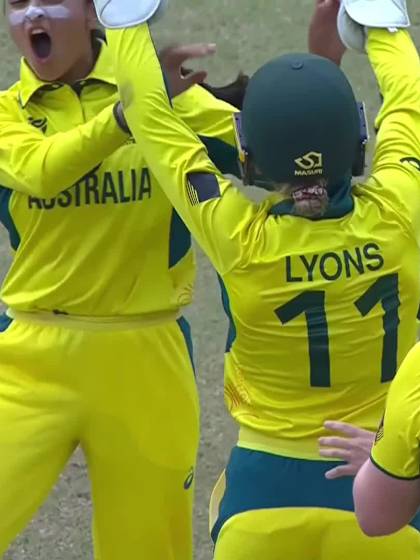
{"left": 104, "top": 24, "right": 259, "bottom": 275}
{"left": 0, "top": 99, "right": 129, "bottom": 198}
{"left": 338, "top": 1, "right": 420, "bottom": 213}
{"left": 165, "top": 42, "right": 241, "bottom": 178}
{"left": 308, "top": 0, "right": 346, "bottom": 66}
{"left": 174, "top": 84, "right": 241, "bottom": 178}
{"left": 353, "top": 344, "right": 420, "bottom": 536}
{"left": 119, "top": 42, "right": 242, "bottom": 176}
{"left": 0, "top": 40, "right": 217, "bottom": 200}
{"left": 368, "top": 28, "right": 420, "bottom": 178}
{"left": 94, "top": 0, "right": 366, "bottom": 273}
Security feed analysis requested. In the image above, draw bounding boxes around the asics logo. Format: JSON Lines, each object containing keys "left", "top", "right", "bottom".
{"left": 294, "top": 151, "right": 323, "bottom": 176}
{"left": 28, "top": 116, "right": 47, "bottom": 134}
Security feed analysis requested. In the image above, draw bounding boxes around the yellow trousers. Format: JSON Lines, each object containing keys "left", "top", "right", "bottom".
{"left": 0, "top": 312, "right": 199, "bottom": 559}
{"left": 210, "top": 447, "right": 420, "bottom": 560}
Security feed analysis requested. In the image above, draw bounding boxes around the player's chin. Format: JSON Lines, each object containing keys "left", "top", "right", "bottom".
{"left": 27, "top": 55, "right": 67, "bottom": 83}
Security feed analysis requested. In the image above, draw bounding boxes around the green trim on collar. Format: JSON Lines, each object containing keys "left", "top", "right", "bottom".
{"left": 18, "top": 40, "right": 116, "bottom": 107}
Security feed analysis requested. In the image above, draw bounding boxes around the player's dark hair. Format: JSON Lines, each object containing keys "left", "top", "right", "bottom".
{"left": 181, "top": 66, "right": 249, "bottom": 109}
{"left": 289, "top": 181, "right": 329, "bottom": 218}
{"left": 200, "top": 72, "right": 249, "bottom": 110}
{"left": 92, "top": 27, "right": 106, "bottom": 42}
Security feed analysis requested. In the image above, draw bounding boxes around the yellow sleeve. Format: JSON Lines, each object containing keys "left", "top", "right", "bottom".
{"left": 173, "top": 85, "right": 240, "bottom": 176}
{"left": 107, "top": 26, "right": 260, "bottom": 275}
{"left": 364, "top": 29, "right": 420, "bottom": 233}
{"left": 371, "top": 343, "right": 420, "bottom": 479}
{"left": 0, "top": 95, "right": 129, "bottom": 198}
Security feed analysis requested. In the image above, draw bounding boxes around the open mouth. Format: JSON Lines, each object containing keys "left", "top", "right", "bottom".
{"left": 30, "top": 30, "right": 52, "bottom": 60}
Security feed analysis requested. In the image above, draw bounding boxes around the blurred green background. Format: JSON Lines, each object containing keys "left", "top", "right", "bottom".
{"left": 0, "top": 1, "right": 419, "bottom": 558}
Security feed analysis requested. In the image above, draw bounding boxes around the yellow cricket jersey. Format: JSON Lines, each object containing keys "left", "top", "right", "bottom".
{"left": 108, "top": 26, "right": 420, "bottom": 458}
{"left": 371, "top": 342, "right": 420, "bottom": 479}
{"left": 0, "top": 40, "right": 239, "bottom": 316}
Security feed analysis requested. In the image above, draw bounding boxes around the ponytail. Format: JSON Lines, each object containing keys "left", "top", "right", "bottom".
{"left": 291, "top": 183, "right": 329, "bottom": 218}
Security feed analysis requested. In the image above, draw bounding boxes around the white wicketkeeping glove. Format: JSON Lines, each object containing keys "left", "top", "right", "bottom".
{"left": 94, "top": 0, "right": 168, "bottom": 29}
{"left": 337, "top": 0, "right": 410, "bottom": 52}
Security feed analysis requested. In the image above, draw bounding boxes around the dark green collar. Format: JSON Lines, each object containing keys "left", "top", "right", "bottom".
{"left": 268, "top": 175, "right": 353, "bottom": 220}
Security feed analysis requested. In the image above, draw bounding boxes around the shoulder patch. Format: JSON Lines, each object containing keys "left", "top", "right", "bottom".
{"left": 186, "top": 172, "right": 221, "bottom": 206}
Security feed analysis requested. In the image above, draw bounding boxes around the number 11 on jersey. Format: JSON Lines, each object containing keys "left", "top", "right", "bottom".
{"left": 275, "top": 274, "right": 400, "bottom": 388}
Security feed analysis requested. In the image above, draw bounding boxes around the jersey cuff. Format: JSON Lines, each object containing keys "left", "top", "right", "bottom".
{"left": 370, "top": 454, "right": 420, "bottom": 481}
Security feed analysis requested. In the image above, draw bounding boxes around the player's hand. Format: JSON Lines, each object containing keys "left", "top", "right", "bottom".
{"left": 159, "top": 43, "right": 216, "bottom": 98}
{"left": 114, "top": 42, "right": 216, "bottom": 132}
{"left": 319, "top": 421, "right": 376, "bottom": 479}
{"left": 308, "top": 0, "right": 346, "bottom": 66}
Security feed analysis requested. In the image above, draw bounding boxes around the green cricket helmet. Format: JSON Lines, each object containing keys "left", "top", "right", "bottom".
{"left": 239, "top": 53, "right": 362, "bottom": 187}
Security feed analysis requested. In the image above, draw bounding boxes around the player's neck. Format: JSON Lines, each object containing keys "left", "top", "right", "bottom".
{"left": 58, "top": 50, "right": 96, "bottom": 85}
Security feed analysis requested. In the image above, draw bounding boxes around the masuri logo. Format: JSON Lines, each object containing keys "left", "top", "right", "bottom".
{"left": 294, "top": 151, "right": 323, "bottom": 177}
